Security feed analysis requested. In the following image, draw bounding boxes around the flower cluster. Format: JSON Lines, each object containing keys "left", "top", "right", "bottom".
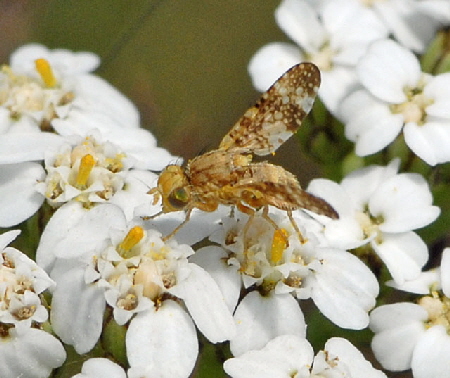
{"left": 246, "top": 1, "right": 450, "bottom": 378}
{"left": 250, "top": 0, "right": 450, "bottom": 166}
{"left": 1, "top": 1, "right": 449, "bottom": 376}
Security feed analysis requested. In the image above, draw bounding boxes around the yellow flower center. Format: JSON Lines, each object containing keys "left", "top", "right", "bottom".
{"left": 419, "top": 293, "right": 450, "bottom": 332}
{"left": 390, "top": 79, "right": 434, "bottom": 125}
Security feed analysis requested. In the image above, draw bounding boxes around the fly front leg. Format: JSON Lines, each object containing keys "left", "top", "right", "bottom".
{"left": 163, "top": 200, "right": 218, "bottom": 241}
{"left": 162, "top": 208, "right": 193, "bottom": 241}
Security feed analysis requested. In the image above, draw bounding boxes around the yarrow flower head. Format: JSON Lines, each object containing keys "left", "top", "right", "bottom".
{"left": 370, "top": 247, "right": 450, "bottom": 378}
{"left": 37, "top": 134, "right": 133, "bottom": 206}
{"left": 0, "top": 44, "right": 176, "bottom": 228}
{"left": 0, "top": 132, "right": 164, "bottom": 227}
{"left": 195, "top": 207, "right": 379, "bottom": 356}
{"left": 0, "top": 230, "right": 66, "bottom": 378}
{"left": 308, "top": 159, "right": 440, "bottom": 284}
{"left": 38, "top": 215, "right": 235, "bottom": 378}
{"left": 340, "top": 39, "right": 450, "bottom": 165}
{"left": 0, "top": 43, "right": 139, "bottom": 135}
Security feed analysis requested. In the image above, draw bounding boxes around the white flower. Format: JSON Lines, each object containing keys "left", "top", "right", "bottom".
{"left": 0, "top": 43, "right": 175, "bottom": 169}
{"left": 352, "top": 0, "right": 440, "bottom": 52}
{"left": 308, "top": 159, "right": 439, "bottom": 284}
{"left": 370, "top": 248, "right": 450, "bottom": 377}
{"left": 0, "top": 133, "right": 168, "bottom": 227}
{"left": 224, "top": 334, "right": 387, "bottom": 378}
{"left": 0, "top": 230, "right": 55, "bottom": 330}
{"left": 0, "top": 161, "right": 46, "bottom": 227}
{"left": 248, "top": 0, "right": 387, "bottom": 114}
{"left": 0, "top": 230, "right": 65, "bottom": 378}
{"left": 0, "top": 43, "right": 139, "bottom": 134}
{"left": 0, "top": 327, "right": 66, "bottom": 378}
{"left": 194, "top": 207, "right": 378, "bottom": 356}
{"left": 341, "top": 39, "right": 450, "bottom": 165}
{"left": 39, "top": 212, "right": 234, "bottom": 378}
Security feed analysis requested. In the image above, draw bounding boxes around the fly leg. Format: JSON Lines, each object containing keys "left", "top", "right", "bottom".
{"left": 161, "top": 208, "right": 193, "bottom": 241}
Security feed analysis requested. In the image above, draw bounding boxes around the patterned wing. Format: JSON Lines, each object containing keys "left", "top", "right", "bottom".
{"left": 219, "top": 62, "right": 320, "bottom": 156}
{"left": 233, "top": 162, "right": 338, "bottom": 219}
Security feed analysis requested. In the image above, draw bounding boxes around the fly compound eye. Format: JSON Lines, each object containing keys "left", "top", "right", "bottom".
{"left": 168, "top": 187, "right": 189, "bottom": 209}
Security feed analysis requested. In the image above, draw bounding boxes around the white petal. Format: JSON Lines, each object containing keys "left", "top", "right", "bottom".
{"left": 324, "top": 337, "right": 387, "bottom": 378}
{"left": 341, "top": 159, "right": 400, "bottom": 207}
{"left": 357, "top": 39, "right": 421, "bottom": 103}
{"left": 275, "top": 0, "right": 326, "bottom": 51}
{"left": 0, "top": 328, "right": 66, "bottom": 378}
{"left": 47, "top": 49, "right": 100, "bottom": 75}
{"left": 371, "top": 173, "right": 440, "bottom": 232}
{"left": 374, "top": 0, "right": 438, "bottom": 53}
{"left": 319, "top": 67, "right": 358, "bottom": 115}
{"left": 50, "top": 262, "right": 106, "bottom": 354}
{"left": 189, "top": 246, "right": 241, "bottom": 312}
{"left": 0, "top": 133, "right": 63, "bottom": 164}
{"left": 307, "top": 178, "right": 351, "bottom": 217}
{"left": 248, "top": 42, "right": 303, "bottom": 92}
{"left": 324, "top": 216, "right": 368, "bottom": 249}
{"left": 36, "top": 202, "right": 127, "bottom": 272}
{"left": 387, "top": 269, "right": 440, "bottom": 295}
{"left": 324, "top": 1, "right": 387, "bottom": 59}
{"left": 372, "top": 232, "right": 428, "bottom": 284}
{"left": 341, "top": 90, "right": 404, "bottom": 155}
{"left": 307, "top": 179, "right": 367, "bottom": 249}
{"left": 230, "top": 291, "right": 306, "bottom": 357}
{"left": 424, "top": 73, "right": 450, "bottom": 118}
{"left": 111, "top": 170, "right": 159, "bottom": 222}
{"left": 411, "top": 325, "right": 450, "bottom": 378}
{"left": 404, "top": 121, "right": 450, "bottom": 166}
{"left": 168, "top": 263, "right": 235, "bottom": 343}
{"left": 10, "top": 43, "right": 100, "bottom": 76}
{"left": 0, "top": 162, "right": 45, "bottom": 227}
{"left": 126, "top": 301, "right": 198, "bottom": 378}
{"left": 86, "top": 126, "right": 175, "bottom": 171}
{"left": 310, "top": 248, "right": 378, "bottom": 329}
{"left": 441, "top": 248, "right": 450, "bottom": 297}
{"left": 75, "top": 358, "right": 126, "bottom": 378}
{"left": 370, "top": 303, "right": 427, "bottom": 371}
{"left": 224, "top": 335, "right": 313, "bottom": 378}
{"left": 418, "top": 0, "right": 450, "bottom": 23}
{"left": 143, "top": 206, "right": 227, "bottom": 246}
{"left": 71, "top": 75, "right": 140, "bottom": 128}
{"left": 0, "top": 230, "right": 21, "bottom": 250}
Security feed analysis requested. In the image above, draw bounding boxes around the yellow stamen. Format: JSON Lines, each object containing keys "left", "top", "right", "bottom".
{"left": 75, "top": 154, "right": 95, "bottom": 188}
{"left": 119, "top": 226, "right": 144, "bottom": 253}
{"left": 35, "top": 58, "right": 57, "bottom": 88}
{"left": 270, "top": 228, "right": 288, "bottom": 264}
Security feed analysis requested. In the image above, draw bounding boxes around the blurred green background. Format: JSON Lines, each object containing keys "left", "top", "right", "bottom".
{"left": 0, "top": 0, "right": 324, "bottom": 183}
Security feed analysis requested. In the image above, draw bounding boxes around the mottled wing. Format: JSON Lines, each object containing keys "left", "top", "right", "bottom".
{"left": 234, "top": 162, "right": 338, "bottom": 219}
{"left": 219, "top": 62, "right": 320, "bottom": 156}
